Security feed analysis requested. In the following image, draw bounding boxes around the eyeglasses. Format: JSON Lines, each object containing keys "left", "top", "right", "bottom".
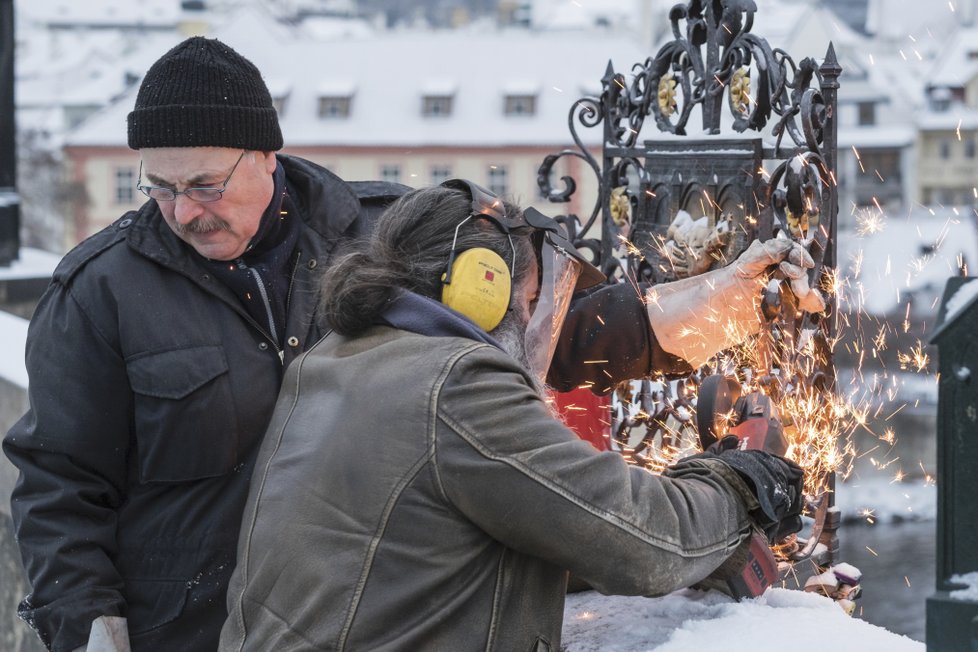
{"left": 137, "top": 150, "right": 247, "bottom": 202}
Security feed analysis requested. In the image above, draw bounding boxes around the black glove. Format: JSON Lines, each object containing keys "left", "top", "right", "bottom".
{"left": 699, "top": 435, "right": 805, "bottom": 542}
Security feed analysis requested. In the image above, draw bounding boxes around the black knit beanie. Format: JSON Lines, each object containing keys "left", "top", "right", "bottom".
{"left": 127, "top": 36, "right": 283, "bottom": 151}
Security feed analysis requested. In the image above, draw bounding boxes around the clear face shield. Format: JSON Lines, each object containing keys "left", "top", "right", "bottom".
{"left": 522, "top": 208, "right": 605, "bottom": 381}
{"left": 523, "top": 233, "right": 583, "bottom": 380}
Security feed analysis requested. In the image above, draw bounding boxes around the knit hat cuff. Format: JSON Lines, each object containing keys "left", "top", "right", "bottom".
{"left": 127, "top": 104, "right": 284, "bottom": 150}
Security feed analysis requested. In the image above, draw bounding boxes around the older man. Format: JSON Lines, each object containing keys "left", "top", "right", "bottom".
{"left": 1, "top": 37, "right": 407, "bottom": 651}
{"left": 219, "top": 181, "right": 805, "bottom": 651}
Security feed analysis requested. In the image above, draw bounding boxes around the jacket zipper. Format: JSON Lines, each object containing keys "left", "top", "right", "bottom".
{"left": 236, "top": 258, "right": 284, "bottom": 363}
{"left": 237, "top": 250, "right": 303, "bottom": 365}
{"left": 284, "top": 249, "right": 301, "bottom": 327}
{"left": 241, "top": 263, "right": 279, "bottom": 345}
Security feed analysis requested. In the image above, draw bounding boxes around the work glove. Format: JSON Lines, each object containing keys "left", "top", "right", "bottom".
{"left": 71, "top": 616, "right": 131, "bottom": 652}
{"left": 694, "top": 435, "right": 805, "bottom": 543}
{"left": 735, "top": 237, "right": 826, "bottom": 314}
{"left": 646, "top": 236, "right": 825, "bottom": 368}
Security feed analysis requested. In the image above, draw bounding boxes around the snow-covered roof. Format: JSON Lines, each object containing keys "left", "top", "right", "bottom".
{"left": 16, "top": 0, "right": 182, "bottom": 29}
{"left": 839, "top": 125, "right": 916, "bottom": 149}
{"left": 528, "top": 0, "right": 641, "bottom": 31}
{"left": 840, "top": 207, "right": 978, "bottom": 316}
{"left": 66, "top": 25, "right": 652, "bottom": 149}
{"left": 927, "top": 26, "right": 978, "bottom": 88}
{"left": 296, "top": 15, "right": 375, "bottom": 40}
{"left": 916, "top": 106, "right": 978, "bottom": 130}
{"left": 866, "top": 0, "right": 962, "bottom": 54}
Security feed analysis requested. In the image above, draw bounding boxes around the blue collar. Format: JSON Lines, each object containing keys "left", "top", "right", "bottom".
{"left": 379, "top": 289, "right": 503, "bottom": 350}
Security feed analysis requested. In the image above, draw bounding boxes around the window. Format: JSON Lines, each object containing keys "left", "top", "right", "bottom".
{"left": 861, "top": 149, "right": 901, "bottom": 181}
{"left": 318, "top": 96, "right": 352, "bottom": 118}
{"left": 487, "top": 165, "right": 508, "bottom": 197}
{"left": 422, "top": 95, "right": 453, "bottom": 117}
{"left": 504, "top": 94, "right": 537, "bottom": 116}
{"left": 430, "top": 165, "right": 452, "bottom": 186}
{"left": 115, "top": 166, "right": 135, "bottom": 205}
{"left": 939, "top": 140, "right": 952, "bottom": 160}
{"left": 380, "top": 164, "right": 401, "bottom": 184}
{"left": 857, "top": 101, "right": 875, "bottom": 126}
{"left": 967, "top": 139, "right": 976, "bottom": 159}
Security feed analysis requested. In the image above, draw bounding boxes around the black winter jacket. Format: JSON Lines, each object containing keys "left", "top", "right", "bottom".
{"left": 2, "top": 156, "right": 405, "bottom": 651}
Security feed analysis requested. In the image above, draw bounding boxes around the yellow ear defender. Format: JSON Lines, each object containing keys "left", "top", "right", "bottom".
{"left": 441, "top": 248, "right": 512, "bottom": 332}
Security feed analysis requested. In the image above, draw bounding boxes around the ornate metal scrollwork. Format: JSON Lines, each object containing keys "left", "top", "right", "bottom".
{"left": 538, "top": 0, "right": 839, "bottom": 270}
{"left": 538, "top": 0, "right": 843, "bottom": 565}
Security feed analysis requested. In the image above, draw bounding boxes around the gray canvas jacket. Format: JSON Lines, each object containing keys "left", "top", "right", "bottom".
{"left": 221, "top": 326, "right": 759, "bottom": 651}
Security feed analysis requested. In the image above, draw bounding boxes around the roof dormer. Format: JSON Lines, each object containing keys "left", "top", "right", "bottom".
{"left": 421, "top": 80, "right": 456, "bottom": 118}
{"left": 502, "top": 82, "right": 539, "bottom": 117}
{"left": 317, "top": 81, "right": 356, "bottom": 119}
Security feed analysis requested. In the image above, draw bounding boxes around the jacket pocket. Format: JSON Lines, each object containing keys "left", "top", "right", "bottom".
{"left": 127, "top": 345, "right": 239, "bottom": 482}
{"left": 124, "top": 578, "right": 188, "bottom": 636}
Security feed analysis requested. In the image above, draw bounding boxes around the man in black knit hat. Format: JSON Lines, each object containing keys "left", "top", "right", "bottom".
{"left": 2, "top": 37, "right": 408, "bottom": 652}
{"left": 2, "top": 36, "right": 821, "bottom": 652}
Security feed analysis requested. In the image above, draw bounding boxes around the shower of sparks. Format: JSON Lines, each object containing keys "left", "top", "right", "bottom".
{"left": 897, "top": 341, "right": 930, "bottom": 372}
{"left": 617, "top": 233, "right": 644, "bottom": 258}
{"left": 600, "top": 184, "right": 950, "bottom": 573}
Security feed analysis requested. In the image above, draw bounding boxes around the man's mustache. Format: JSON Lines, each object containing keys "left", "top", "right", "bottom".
{"left": 174, "top": 217, "right": 233, "bottom": 235}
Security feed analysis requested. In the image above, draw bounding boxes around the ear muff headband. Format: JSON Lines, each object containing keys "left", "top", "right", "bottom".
{"left": 441, "top": 248, "right": 512, "bottom": 331}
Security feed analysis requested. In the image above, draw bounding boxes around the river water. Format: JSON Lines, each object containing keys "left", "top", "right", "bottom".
{"left": 834, "top": 520, "right": 935, "bottom": 642}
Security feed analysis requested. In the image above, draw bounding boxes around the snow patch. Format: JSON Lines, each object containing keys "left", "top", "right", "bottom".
{"left": 950, "top": 572, "right": 978, "bottom": 602}
{"left": 943, "top": 278, "right": 978, "bottom": 324}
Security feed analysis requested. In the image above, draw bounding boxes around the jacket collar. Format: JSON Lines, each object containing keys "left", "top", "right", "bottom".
{"left": 379, "top": 289, "right": 503, "bottom": 349}
{"left": 277, "top": 154, "right": 360, "bottom": 251}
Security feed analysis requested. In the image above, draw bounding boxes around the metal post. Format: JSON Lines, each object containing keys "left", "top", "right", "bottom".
{"left": 816, "top": 41, "right": 843, "bottom": 568}
{"left": 927, "top": 277, "right": 978, "bottom": 651}
{"left": 0, "top": 0, "right": 19, "bottom": 266}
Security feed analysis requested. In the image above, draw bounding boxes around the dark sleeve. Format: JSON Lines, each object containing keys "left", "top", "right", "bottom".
{"left": 547, "top": 282, "right": 693, "bottom": 394}
{"left": 2, "top": 282, "right": 130, "bottom": 651}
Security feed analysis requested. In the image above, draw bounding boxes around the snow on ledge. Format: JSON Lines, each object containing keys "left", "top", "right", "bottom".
{"left": 0, "top": 310, "right": 29, "bottom": 389}
{"left": 950, "top": 572, "right": 978, "bottom": 602}
{"left": 563, "top": 587, "right": 923, "bottom": 651}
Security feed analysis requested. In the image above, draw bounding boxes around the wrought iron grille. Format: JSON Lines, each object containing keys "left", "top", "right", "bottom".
{"left": 539, "top": 0, "right": 842, "bottom": 567}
